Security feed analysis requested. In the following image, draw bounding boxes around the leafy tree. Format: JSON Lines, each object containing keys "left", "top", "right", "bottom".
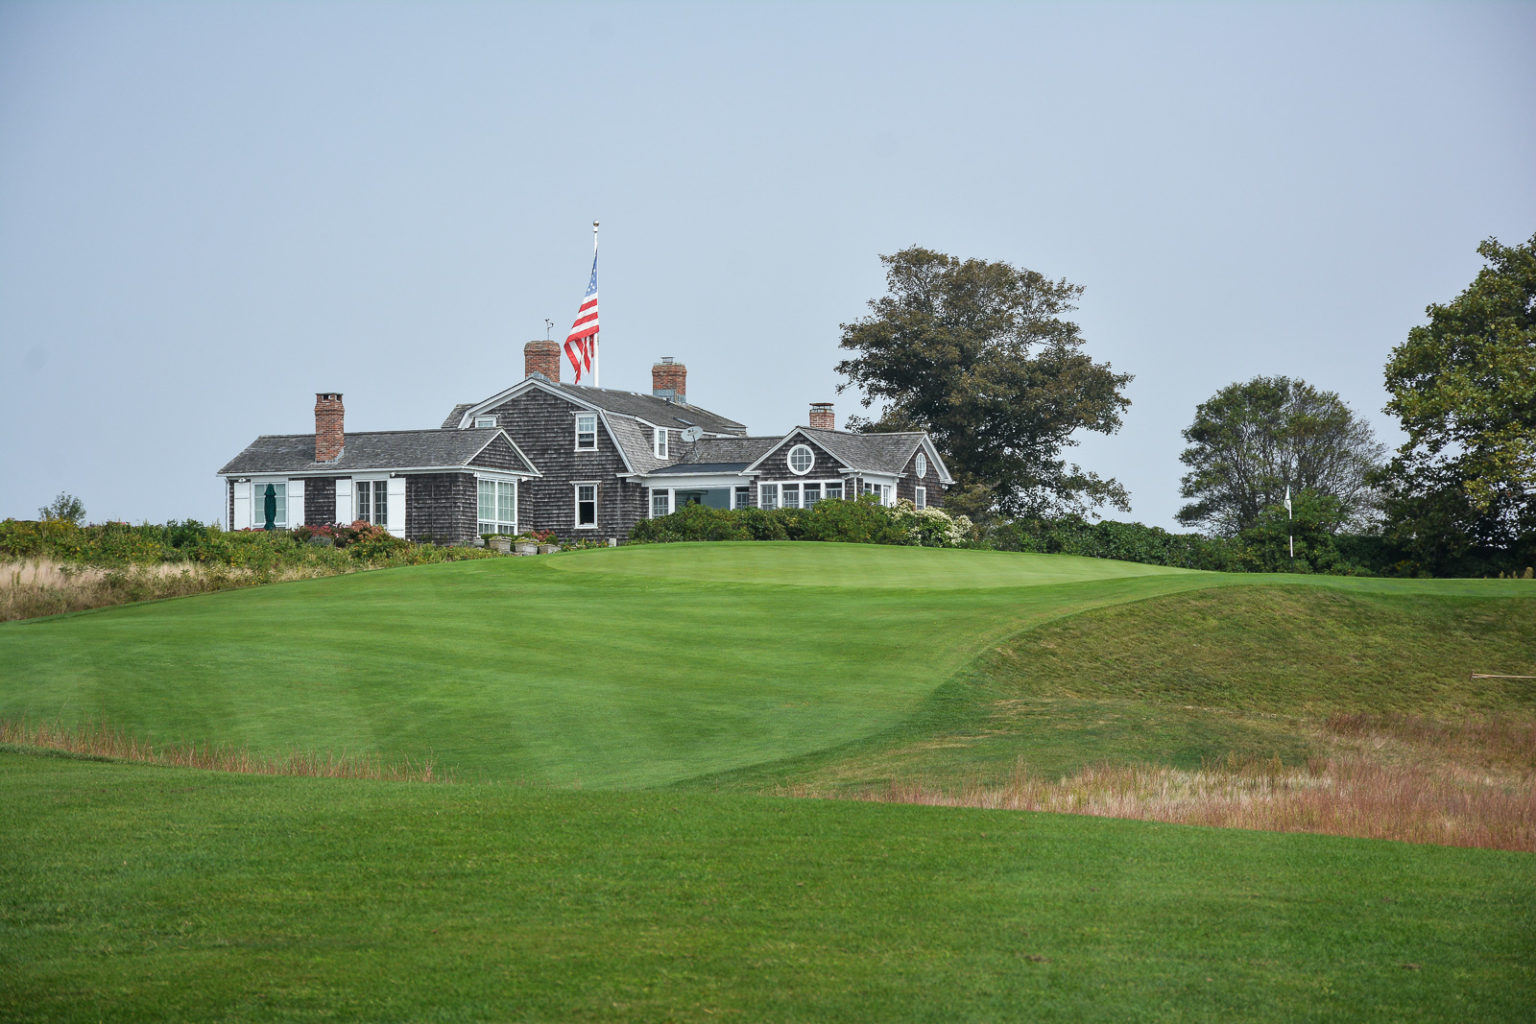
{"left": 38, "top": 492, "right": 86, "bottom": 525}
{"left": 835, "top": 247, "right": 1132, "bottom": 518}
{"left": 1377, "top": 233, "right": 1536, "bottom": 575}
{"left": 1176, "top": 376, "right": 1384, "bottom": 537}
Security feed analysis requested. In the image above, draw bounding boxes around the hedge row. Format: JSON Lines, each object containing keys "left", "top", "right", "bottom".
{"left": 629, "top": 497, "right": 970, "bottom": 548}
{"left": 0, "top": 519, "right": 496, "bottom": 571}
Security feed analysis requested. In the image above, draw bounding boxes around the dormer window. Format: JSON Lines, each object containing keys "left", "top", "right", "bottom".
{"left": 474, "top": 415, "right": 497, "bottom": 429}
{"left": 575, "top": 413, "right": 597, "bottom": 451}
{"left": 654, "top": 428, "right": 668, "bottom": 459}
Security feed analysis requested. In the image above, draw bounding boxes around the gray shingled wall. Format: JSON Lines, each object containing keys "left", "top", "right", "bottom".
{"left": 468, "top": 434, "right": 528, "bottom": 472}
{"left": 752, "top": 433, "right": 853, "bottom": 495}
{"left": 305, "top": 477, "right": 337, "bottom": 525}
{"left": 897, "top": 449, "right": 945, "bottom": 509}
{"left": 483, "top": 388, "right": 644, "bottom": 541}
{"left": 406, "top": 473, "right": 477, "bottom": 545}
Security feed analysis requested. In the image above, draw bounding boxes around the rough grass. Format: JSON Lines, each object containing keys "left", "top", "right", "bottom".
{"left": 0, "top": 558, "right": 348, "bottom": 621}
{"left": 0, "top": 718, "right": 449, "bottom": 782}
{"left": 685, "top": 579, "right": 1536, "bottom": 851}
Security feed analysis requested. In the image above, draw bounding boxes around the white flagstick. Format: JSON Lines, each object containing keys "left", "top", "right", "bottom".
{"left": 592, "top": 220, "right": 600, "bottom": 389}
{"left": 1285, "top": 484, "right": 1293, "bottom": 559}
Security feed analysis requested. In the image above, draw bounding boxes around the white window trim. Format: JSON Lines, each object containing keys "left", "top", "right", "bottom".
{"left": 861, "top": 480, "right": 895, "bottom": 507}
{"left": 477, "top": 475, "right": 519, "bottom": 535}
{"left": 786, "top": 443, "right": 815, "bottom": 476}
{"left": 915, "top": 453, "right": 927, "bottom": 478}
{"left": 244, "top": 477, "right": 291, "bottom": 530}
{"left": 654, "top": 428, "right": 668, "bottom": 459}
{"left": 474, "top": 415, "right": 497, "bottom": 428}
{"left": 574, "top": 481, "right": 599, "bottom": 529}
{"left": 915, "top": 486, "right": 926, "bottom": 510}
{"left": 649, "top": 487, "right": 674, "bottom": 519}
{"left": 575, "top": 413, "right": 598, "bottom": 452}
{"left": 759, "top": 482, "right": 780, "bottom": 511}
{"left": 352, "top": 475, "right": 390, "bottom": 529}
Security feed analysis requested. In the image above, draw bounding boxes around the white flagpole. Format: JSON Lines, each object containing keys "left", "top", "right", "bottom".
{"left": 592, "top": 220, "right": 600, "bottom": 389}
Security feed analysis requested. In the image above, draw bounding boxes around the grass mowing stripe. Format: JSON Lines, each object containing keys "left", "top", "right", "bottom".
{"left": 2, "top": 752, "right": 1532, "bottom": 1024}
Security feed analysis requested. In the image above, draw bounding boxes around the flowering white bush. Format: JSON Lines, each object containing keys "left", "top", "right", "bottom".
{"left": 893, "top": 499, "right": 972, "bottom": 548}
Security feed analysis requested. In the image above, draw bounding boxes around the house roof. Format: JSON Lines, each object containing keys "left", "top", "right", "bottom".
{"left": 676, "top": 435, "right": 779, "bottom": 465}
{"left": 798, "top": 427, "right": 927, "bottom": 476}
{"left": 604, "top": 412, "right": 671, "bottom": 475}
{"left": 446, "top": 375, "right": 747, "bottom": 436}
{"left": 218, "top": 429, "right": 537, "bottom": 476}
{"left": 736, "top": 427, "right": 953, "bottom": 481}
{"left": 648, "top": 462, "right": 757, "bottom": 476}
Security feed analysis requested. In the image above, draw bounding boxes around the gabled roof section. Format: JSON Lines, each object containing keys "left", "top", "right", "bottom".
{"left": 218, "top": 429, "right": 539, "bottom": 477}
{"left": 604, "top": 412, "right": 669, "bottom": 475}
{"left": 446, "top": 375, "right": 747, "bottom": 436}
{"left": 742, "top": 427, "right": 954, "bottom": 482}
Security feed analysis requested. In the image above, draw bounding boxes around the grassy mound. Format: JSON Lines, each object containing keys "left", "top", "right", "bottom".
{"left": 0, "top": 544, "right": 1210, "bottom": 788}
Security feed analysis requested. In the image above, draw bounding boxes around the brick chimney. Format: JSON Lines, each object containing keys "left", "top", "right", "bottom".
{"left": 315, "top": 393, "right": 344, "bottom": 462}
{"left": 524, "top": 340, "right": 561, "bottom": 381}
{"left": 652, "top": 357, "right": 687, "bottom": 403}
{"left": 808, "top": 402, "right": 835, "bottom": 430}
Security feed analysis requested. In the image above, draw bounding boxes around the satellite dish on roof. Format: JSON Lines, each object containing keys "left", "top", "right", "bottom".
{"left": 681, "top": 426, "right": 703, "bottom": 443}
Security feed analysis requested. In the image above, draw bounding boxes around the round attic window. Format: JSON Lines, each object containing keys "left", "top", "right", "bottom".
{"left": 787, "top": 443, "right": 815, "bottom": 475}
{"left": 915, "top": 452, "right": 927, "bottom": 478}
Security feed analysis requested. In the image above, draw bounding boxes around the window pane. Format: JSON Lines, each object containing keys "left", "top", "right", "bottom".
{"left": 651, "top": 491, "right": 669, "bottom": 518}
{"left": 760, "top": 483, "right": 778, "bottom": 511}
{"left": 825, "top": 482, "right": 843, "bottom": 500}
{"left": 782, "top": 484, "right": 800, "bottom": 509}
{"left": 479, "top": 480, "right": 494, "bottom": 521}
{"left": 803, "top": 483, "right": 821, "bottom": 505}
{"left": 498, "top": 481, "right": 516, "bottom": 523}
{"left": 355, "top": 481, "right": 370, "bottom": 523}
{"left": 734, "top": 487, "right": 750, "bottom": 509}
{"left": 915, "top": 486, "right": 927, "bottom": 510}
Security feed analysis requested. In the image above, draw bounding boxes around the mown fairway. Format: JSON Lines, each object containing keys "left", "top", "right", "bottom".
{"left": 3, "top": 543, "right": 1533, "bottom": 1021}
{"left": 4, "top": 753, "right": 1533, "bottom": 1024}
{"left": 0, "top": 544, "right": 1212, "bottom": 787}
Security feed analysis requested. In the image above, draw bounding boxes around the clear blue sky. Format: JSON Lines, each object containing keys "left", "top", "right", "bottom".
{"left": 2, "top": 1, "right": 1532, "bottom": 529}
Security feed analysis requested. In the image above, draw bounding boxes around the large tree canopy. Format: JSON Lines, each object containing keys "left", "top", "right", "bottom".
{"left": 1176, "top": 376, "right": 1384, "bottom": 537}
{"left": 1377, "top": 232, "right": 1536, "bottom": 574}
{"left": 835, "top": 247, "right": 1132, "bottom": 518}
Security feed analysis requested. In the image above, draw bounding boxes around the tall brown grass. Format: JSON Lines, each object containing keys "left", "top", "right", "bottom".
{"left": 780, "top": 715, "right": 1536, "bottom": 852}
{"left": 0, "top": 559, "right": 351, "bottom": 622}
{"left": 0, "top": 718, "right": 450, "bottom": 783}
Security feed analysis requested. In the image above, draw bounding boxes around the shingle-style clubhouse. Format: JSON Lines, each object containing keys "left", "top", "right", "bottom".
{"left": 218, "top": 341, "right": 953, "bottom": 544}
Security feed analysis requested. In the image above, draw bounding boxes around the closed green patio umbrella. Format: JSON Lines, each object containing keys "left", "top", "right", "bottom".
{"left": 262, "top": 484, "right": 277, "bottom": 531}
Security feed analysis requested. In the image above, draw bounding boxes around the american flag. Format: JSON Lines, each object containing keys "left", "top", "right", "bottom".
{"left": 564, "top": 252, "right": 599, "bottom": 384}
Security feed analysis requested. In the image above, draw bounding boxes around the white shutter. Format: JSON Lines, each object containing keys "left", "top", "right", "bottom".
{"left": 232, "top": 481, "right": 252, "bottom": 530}
{"left": 288, "top": 479, "right": 305, "bottom": 527}
{"left": 335, "top": 478, "right": 352, "bottom": 525}
{"left": 386, "top": 476, "right": 406, "bottom": 538}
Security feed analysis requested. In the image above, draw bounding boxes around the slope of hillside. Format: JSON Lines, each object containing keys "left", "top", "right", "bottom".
{"left": 0, "top": 544, "right": 1212, "bottom": 787}
{"left": 3, "top": 543, "right": 1530, "bottom": 794}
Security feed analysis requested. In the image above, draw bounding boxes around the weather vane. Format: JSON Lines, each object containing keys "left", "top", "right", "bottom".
{"left": 544, "top": 318, "right": 554, "bottom": 340}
